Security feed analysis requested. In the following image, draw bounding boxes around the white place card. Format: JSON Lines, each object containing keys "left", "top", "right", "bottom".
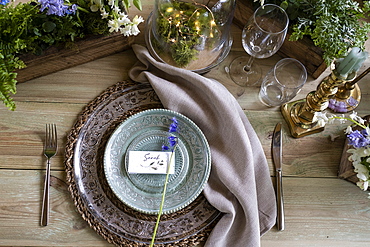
{"left": 128, "top": 151, "right": 175, "bottom": 174}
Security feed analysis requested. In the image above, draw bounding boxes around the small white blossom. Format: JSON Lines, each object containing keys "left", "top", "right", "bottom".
{"left": 118, "top": 12, "right": 128, "bottom": 18}
{"left": 132, "top": 15, "right": 144, "bottom": 25}
{"left": 108, "top": 19, "right": 120, "bottom": 32}
{"left": 314, "top": 111, "right": 328, "bottom": 126}
{"left": 365, "top": 126, "right": 370, "bottom": 136}
{"left": 349, "top": 111, "right": 358, "bottom": 120}
{"left": 118, "top": 16, "right": 131, "bottom": 26}
{"left": 130, "top": 24, "right": 141, "bottom": 35}
{"left": 100, "top": 8, "right": 109, "bottom": 19}
{"left": 120, "top": 25, "right": 132, "bottom": 36}
{"left": 350, "top": 111, "right": 365, "bottom": 125}
{"left": 357, "top": 180, "right": 369, "bottom": 191}
{"left": 364, "top": 181, "right": 369, "bottom": 191}
{"left": 113, "top": 5, "right": 120, "bottom": 14}
{"left": 345, "top": 126, "right": 353, "bottom": 134}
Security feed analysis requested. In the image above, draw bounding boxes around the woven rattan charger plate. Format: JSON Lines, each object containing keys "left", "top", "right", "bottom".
{"left": 65, "top": 80, "right": 222, "bottom": 246}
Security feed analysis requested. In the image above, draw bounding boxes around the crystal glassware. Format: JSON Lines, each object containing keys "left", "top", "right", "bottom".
{"left": 258, "top": 58, "right": 307, "bottom": 107}
{"left": 228, "top": 4, "right": 289, "bottom": 86}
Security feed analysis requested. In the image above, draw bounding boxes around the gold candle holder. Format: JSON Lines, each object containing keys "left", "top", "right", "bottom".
{"left": 281, "top": 64, "right": 356, "bottom": 138}
{"left": 329, "top": 67, "right": 370, "bottom": 112}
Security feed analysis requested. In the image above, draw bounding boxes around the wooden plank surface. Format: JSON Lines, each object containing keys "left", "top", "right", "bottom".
{"left": 0, "top": 170, "right": 369, "bottom": 246}
{"left": 0, "top": 170, "right": 108, "bottom": 246}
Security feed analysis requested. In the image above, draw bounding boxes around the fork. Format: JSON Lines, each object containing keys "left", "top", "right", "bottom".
{"left": 41, "top": 124, "right": 57, "bottom": 226}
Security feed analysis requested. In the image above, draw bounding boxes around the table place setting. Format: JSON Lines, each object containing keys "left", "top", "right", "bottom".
{"left": 2, "top": 0, "right": 370, "bottom": 247}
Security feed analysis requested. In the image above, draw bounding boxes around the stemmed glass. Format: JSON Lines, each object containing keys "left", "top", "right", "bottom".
{"left": 228, "top": 4, "right": 289, "bottom": 87}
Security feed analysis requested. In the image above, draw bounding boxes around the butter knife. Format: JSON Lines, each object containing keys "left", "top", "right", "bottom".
{"left": 272, "top": 122, "right": 284, "bottom": 231}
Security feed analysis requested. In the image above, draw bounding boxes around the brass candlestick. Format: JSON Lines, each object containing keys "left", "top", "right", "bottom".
{"left": 329, "top": 67, "right": 370, "bottom": 112}
{"left": 281, "top": 64, "right": 356, "bottom": 138}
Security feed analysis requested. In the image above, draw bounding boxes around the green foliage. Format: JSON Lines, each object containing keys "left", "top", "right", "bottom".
{"left": 361, "top": 155, "right": 370, "bottom": 171}
{"left": 124, "top": 0, "right": 142, "bottom": 11}
{"left": 266, "top": 0, "right": 370, "bottom": 65}
{"left": 0, "top": 0, "right": 115, "bottom": 110}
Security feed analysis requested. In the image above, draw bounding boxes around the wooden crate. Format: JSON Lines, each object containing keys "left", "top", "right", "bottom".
{"left": 233, "top": 0, "right": 327, "bottom": 79}
{"left": 16, "top": 33, "right": 134, "bottom": 83}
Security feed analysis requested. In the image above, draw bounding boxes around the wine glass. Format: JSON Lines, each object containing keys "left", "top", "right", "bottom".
{"left": 228, "top": 4, "right": 289, "bottom": 87}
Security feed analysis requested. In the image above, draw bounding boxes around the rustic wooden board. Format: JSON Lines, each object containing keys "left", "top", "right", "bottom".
{"left": 16, "top": 33, "right": 134, "bottom": 83}
{"left": 233, "top": 0, "right": 327, "bottom": 79}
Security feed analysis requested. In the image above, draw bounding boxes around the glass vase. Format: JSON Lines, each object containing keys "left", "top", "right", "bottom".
{"left": 145, "top": 0, "right": 235, "bottom": 73}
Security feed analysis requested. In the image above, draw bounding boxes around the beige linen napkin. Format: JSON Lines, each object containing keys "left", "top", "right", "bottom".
{"left": 129, "top": 44, "right": 276, "bottom": 247}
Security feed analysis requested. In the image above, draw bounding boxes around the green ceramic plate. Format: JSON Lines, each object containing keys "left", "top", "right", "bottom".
{"left": 104, "top": 109, "right": 211, "bottom": 215}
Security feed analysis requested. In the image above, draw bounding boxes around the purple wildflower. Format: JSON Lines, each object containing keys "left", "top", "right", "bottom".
{"left": 328, "top": 98, "right": 348, "bottom": 113}
{"left": 168, "top": 136, "right": 177, "bottom": 147}
{"left": 161, "top": 145, "right": 170, "bottom": 151}
{"left": 347, "top": 96, "right": 358, "bottom": 107}
{"left": 0, "top": 0, "right": 9, "bottom": 6}
{"left": 65, "top": 4, "right": 77, "bottom": 15}
{"left": 162, "top": 117, "right": 178, "bottom": 151}
{"left": 169, "top": 117, "right": 178, "bottom": 133}
{"left": 361, "top": 128, "right": 369, "bottom": 137}
{"left": 347, "top": 130, "right": 370, "bottom": 148}
{"left": 38, "top": 0, "right": 77, "bottom": 16}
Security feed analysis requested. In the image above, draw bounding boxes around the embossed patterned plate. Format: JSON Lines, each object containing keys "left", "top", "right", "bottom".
{"left": 104, "top": 109, "right": 211, "bottom": 215}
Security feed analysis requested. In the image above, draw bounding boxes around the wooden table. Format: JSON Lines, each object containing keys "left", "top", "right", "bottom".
{"left": 1, "top": 2, "right": 370, "bottom": 246}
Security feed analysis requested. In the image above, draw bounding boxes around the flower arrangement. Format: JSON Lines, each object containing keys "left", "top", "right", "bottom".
{"left": 150, "top": 116, "right": 178, "bottom": 246}
{"left": 316, "top": 111, "right": 370, "bottom": 196}
{"left": 0, "top": 0, "right": 143, "bottom": 110}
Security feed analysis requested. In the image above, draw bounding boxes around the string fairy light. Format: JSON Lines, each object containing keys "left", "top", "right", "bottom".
{"left": 154, "top": 0, "right": 220, "bottom": 66}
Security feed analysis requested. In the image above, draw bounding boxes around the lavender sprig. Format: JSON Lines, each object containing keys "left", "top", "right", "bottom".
{"left": 150, "top": 117, "right": 178, "bottom": 246}
{"left": 38, "top": 0, "right": 77, "bottom": 16}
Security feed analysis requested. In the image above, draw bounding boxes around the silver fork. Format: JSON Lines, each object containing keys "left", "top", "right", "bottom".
{"left": 41, "top": 124, "right": 57, "bottom": 226}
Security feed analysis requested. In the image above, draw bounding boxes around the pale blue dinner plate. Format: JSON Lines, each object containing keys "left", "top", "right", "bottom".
{"left": 104, "top": 109, "right": 211, "bottom": 215}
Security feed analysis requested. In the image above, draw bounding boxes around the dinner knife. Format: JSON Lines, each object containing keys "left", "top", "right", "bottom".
{"left": 272, "top": 122, "right": 284, "bottom": 231}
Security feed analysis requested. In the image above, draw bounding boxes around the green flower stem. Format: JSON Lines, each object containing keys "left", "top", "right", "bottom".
{"left": 150, "top": 145, "right": 177, "bottom": 247}
{"left": 330, "top": 116, "right": 367, "bottom": 129}
{"left": 76, "top": 6, "right": 89, "bottom": 14}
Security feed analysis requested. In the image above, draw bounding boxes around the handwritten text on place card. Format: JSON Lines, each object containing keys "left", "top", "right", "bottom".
{"left": 128, "top": 151, "right": 175, "bottom": 174}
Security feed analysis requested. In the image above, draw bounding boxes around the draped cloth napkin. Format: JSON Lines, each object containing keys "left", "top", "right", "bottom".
{"left": 129, "top": 45, "right": 276, "bottom": 247}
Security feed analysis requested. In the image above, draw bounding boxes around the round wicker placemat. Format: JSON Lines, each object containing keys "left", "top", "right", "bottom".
{"left": 65, "top": 80, "right": 221, "bottom": 246}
